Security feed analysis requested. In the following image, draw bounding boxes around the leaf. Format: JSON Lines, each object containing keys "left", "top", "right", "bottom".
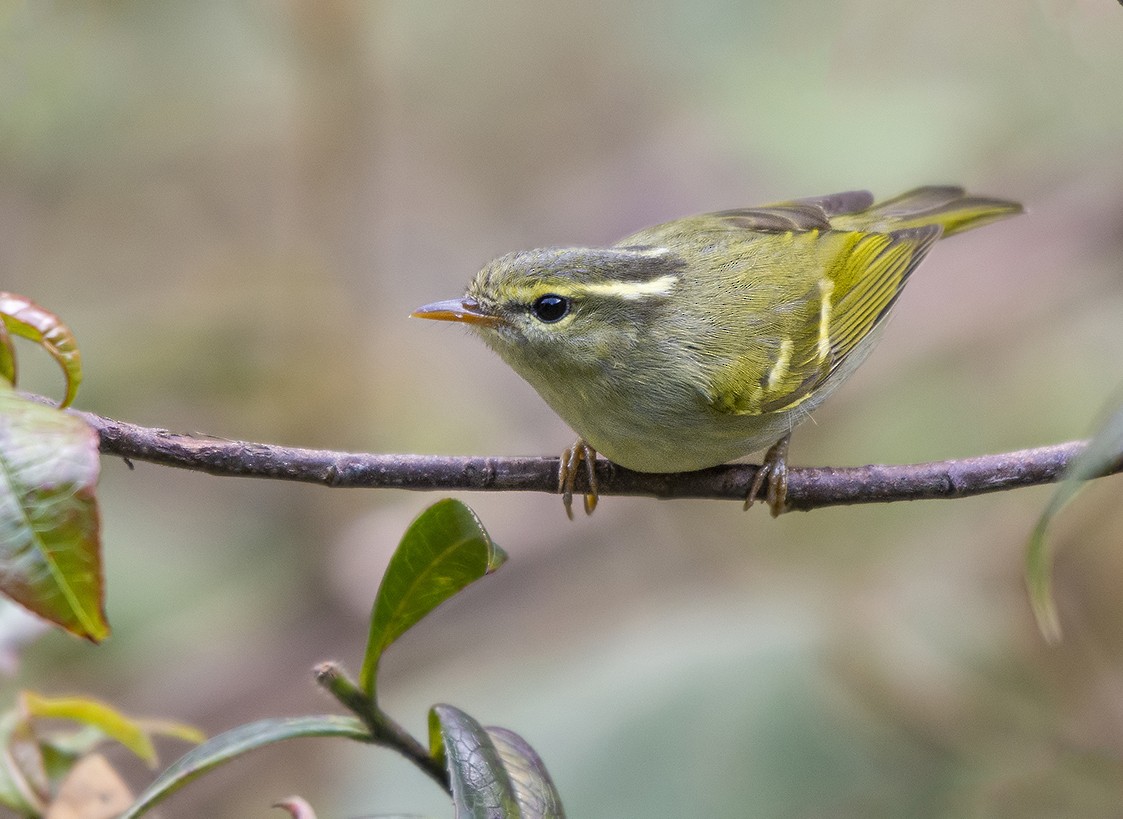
{"left": 272, "top": 795, "right": 318, "bottom": 819}
{"left": 0, "top": 321, "right": 15, "bottom": 388}
{"left": 429, "top": 704, "right": 565, "bottom": 819}
{"left": 0, "top": 710, "right": 47, "bottom": 815}
{"left": 486, "top": 726, "right": 566, "bottom": 818}
{"left": 0, "top": 693, "right": 204, "bottom": 813}
{"left": 44, "top": 752, "right": 133, "bottom": 819}
{"left": 0, "top": 293, "right": 82, "bottom": 409}
{"left": 135, "top": 718, "right": 207, "bottom": 747}
{"left": 1027, "top": 396, "right": 1123, "bottom": 643}
{"left": 359, "top": 499, "right": 506, "bottom": 697}
{"left": 0, "top": 383, "right": 106, "bottom": 641}
{"left": 21, "top": 692, "right": 189, "bottom": 769}
{"left": 39, "top": 725, "right": 107, "bottom": 784}
{"left": 429, "top": 705, "right": 520, "bottom": 819}
{"left": 119, "top": 715, "right": 370, "bottom": 819}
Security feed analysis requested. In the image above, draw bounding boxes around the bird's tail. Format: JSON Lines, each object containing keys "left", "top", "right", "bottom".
{"left": 834, "top": 186, "right": 1023, "bottom": 237}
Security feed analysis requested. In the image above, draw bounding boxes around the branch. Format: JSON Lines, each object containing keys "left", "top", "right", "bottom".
{"left": 69, "top": 406, "right": 1117, "bottom": 512}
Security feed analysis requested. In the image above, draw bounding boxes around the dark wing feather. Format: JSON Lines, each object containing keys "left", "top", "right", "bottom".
{"left": 709, "top": 190, "right": 874, "bottom": 233}
{"left": 788, "top": 190, "right": 875, "bottom": 218}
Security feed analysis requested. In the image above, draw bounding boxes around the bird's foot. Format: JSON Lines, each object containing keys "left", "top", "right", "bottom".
{"left": 744, "top": 433, "right": 790, "bottom": 517}
{"left": 559, "top": 440, "right": 598, "bottom": 519}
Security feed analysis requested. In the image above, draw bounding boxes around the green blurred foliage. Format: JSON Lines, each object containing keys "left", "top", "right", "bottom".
{"left": 1, "top": 0, "right": 1122, "bottom": 816}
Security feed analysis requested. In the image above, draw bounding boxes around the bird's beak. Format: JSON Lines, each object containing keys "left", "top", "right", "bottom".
{"left": 411, "top": 297, "right": 501, "bottom": 327}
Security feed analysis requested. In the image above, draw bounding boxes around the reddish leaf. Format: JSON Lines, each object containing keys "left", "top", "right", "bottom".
{"left": 272, "top": 796, "right": 318, "bottom": 818}
{"left": 0, "top": 383, "right": 106, "bottom": 641}
{"left": 0, "top": 292, "right": 83, "bottom": 408}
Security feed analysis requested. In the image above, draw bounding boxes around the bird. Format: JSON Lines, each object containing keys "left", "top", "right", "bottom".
{"left": 413, "top": 186, "right": 1023, "bottom": 517}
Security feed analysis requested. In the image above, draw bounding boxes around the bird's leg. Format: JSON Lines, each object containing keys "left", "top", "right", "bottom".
{"left": 744, "top": 433, "right": 791, "bottom": 517}
{"left": 559, "top": 439, "right": 599, "bottom": 519}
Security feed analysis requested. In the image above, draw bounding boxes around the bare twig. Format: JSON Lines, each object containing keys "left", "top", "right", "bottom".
{"left": 69, "top": 407, "right": 1115, "bottom": 511}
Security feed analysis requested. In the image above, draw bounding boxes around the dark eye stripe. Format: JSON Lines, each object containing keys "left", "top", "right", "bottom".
{"left": 531, "top": 294, "right": 570, "bottom": 323}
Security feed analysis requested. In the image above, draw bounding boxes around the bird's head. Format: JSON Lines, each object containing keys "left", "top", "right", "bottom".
{"left": 413, "top": 246, "right": 684, "bottom": 375}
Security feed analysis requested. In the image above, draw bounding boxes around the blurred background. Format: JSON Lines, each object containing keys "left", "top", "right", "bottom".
{"left": 3, "top": 1, "right": 1123, "bottom": 816}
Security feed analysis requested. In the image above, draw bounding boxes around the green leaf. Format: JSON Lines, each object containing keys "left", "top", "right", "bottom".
{"left": 39, "top": 724, "right": 106, "bottom": 785}
{"left": 0, "top": 321, "right": 15, "bottom": 388}
{"left": 21, "top": 692, "right": 191, "bottom": 769}
{"left": 119, "top": 715, "right": 369, "bottom": 819}
{"left": 429, "top": 705, "right": 521, "bottom": 819}
{"left": 135, "top": 718, "right": 208, "bottom": 747}
{"left": 429, "top": 705, "right": 565, "bottom": 819}
{"left": 1027, "top": 396, "right": 1123, "bottom": 643}
{"left": 486, "top": 726, "right": 566, "bottom": 818}
{"left": 0, "top": 292, "right": 82, "bottom": 408}
{"left": 0, "top": 382, "right": 106, "bottom": 641}
{"left": 38, "top": 719, "right": 203, "bottom": 786}
{"left": 359, "top": 499, "right": 506, "bottom": 697}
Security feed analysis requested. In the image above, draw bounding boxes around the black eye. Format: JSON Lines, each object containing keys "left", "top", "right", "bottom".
{"left": 531, "top": 294, "right": 570, "bottom": 323}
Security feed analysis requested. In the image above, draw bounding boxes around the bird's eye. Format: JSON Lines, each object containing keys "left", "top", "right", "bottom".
{"left": 531, "top": 294, "right": 570, "bottom": 323}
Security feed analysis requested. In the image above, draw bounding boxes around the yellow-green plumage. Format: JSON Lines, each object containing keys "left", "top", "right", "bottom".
{"left": 415, "top": 187, "right": 1022, "bottom": 480}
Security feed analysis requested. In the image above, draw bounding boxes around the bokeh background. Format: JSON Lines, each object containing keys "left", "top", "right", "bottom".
{"left": 4, "top": 1, "right": 1123, "bottom": 816}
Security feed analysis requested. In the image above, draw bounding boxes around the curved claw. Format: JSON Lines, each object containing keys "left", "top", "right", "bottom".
{"left": 744, "top": 433, "right": 791, "bottom": 517}
{"left": 559, "top": 440, "right": 598, "bottom": 519}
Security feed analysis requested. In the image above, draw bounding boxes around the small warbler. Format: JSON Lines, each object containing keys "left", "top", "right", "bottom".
{"left": 413, "top": 187, "right": 1022, "bottom": 517}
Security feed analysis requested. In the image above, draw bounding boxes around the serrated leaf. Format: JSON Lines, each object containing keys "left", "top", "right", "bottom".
{"left": 359, "top": 500, "right": 506, "bottom": 697}
{"left": 0, "top": 293, "right": 82, "bottom": 409}
{"left": 429, "top": 705, "right": 520, "bottom": 819}
{"left": 119, "top": 715, "right": 369, "bottom": 819}
{"left": 0, "top": 383, "right": 105, "bottom": 641}
{"left": 1027, "top": 395, "right": 1123, "bottom": 643}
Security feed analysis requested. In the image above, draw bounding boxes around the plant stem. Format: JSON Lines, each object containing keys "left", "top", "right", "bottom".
{"left": 315, "top": 662, "right": 450, "bottom": 792}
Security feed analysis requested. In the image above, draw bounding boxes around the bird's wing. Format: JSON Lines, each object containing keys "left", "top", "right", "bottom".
{"left": 709, "top": 190, "right": 877, "bottom": 232}
{"left": 615, "top": 191, "right": 875, "bottom": 247}
{"left": 703, "top": 224, "right": 941, "bottom": 416}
